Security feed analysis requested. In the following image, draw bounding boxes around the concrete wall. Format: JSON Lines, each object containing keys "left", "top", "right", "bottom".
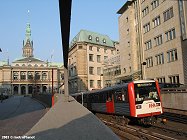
{"left": 161, "top": 92, "right": 187, "bottom": 111}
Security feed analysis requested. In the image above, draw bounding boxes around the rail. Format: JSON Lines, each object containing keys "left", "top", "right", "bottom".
{"left": 161, "top": 88, "right": 187, "bottom": 93}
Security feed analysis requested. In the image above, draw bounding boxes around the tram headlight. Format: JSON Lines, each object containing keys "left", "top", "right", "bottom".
{"left": 136, "top": 105, "right": 142, "bottom": 109}
{"left": 156, "top": 103, "right": 160, "bottom": 106}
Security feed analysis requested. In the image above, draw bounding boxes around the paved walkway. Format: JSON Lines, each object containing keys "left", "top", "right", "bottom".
{"left": 0, "top": 96, "right": 47, "bottom": 136}
{"left": 26, "top": 94, "right": 120, "bottom": 140}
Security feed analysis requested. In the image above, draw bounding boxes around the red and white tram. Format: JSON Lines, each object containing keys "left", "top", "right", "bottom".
{"left": 73, "top": 80, "right": 163, "bottom": 125}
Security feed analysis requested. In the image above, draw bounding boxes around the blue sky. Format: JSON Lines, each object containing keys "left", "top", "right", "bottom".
{"left": 0, "top": 0, "right": 126, "bottom": 63}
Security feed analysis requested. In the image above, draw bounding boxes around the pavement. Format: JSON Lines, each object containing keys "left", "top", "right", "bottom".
{"left": 0, "top": 96, "right": 47, "bottom": 136}
{"left": 26, "top": 94, "right": 120, "bottom": 140}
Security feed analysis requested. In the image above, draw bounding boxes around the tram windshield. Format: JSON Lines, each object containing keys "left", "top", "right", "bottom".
{"left": 134, "top": 82, "right": 160, "bottom": 104}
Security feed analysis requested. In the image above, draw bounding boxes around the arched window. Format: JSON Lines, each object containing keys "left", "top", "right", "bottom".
{"left": 35, "top": 72, "right": 40, "bottom": 80}
{"left": 28, "top": 72, "right": 33, "bottom": 80}
{"left": 42, "top": 72, "right": 47, "bottom": 80}
{"left": 20, "top": 71, "right": 26, "bottom": 80}
{"left": 13, "top": 72, "right": 19, "bottom": 80}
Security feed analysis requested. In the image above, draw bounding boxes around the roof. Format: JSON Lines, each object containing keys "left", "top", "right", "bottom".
{"left": 0, "top": 61, "right": 8, "bottom": 66}
{"left": 70, "top": 29, "right": 116, "bottom": 49}
{"left": 117, "top": 0, "right": 134, "bottom": 14}
{"left": 48, "top": 62, "right": 64, "bottom": 68}
{"left": 12, "top": 57, "right": 44, "bottom": 63}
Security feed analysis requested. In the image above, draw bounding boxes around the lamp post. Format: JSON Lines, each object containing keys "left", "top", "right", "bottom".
{"left": 141, "top": 62, "right": 146, "bottom": 80}
{"left": 100, "top": 74, "right": 103, "bottom": 89}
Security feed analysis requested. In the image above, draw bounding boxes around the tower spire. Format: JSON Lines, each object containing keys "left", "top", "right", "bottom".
{"left": 22, "top": 10, "right": 34, "bottom": 58}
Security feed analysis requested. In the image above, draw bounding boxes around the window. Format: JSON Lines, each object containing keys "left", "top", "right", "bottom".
{"left": 128, "top": 53, "right": 131, "bottom": 60}
{"left": 154, "top": 34, "right": 162, "bottom": 46}
{"left": 167, "top": 49, "right": 178, "bottom": 62}
{"left": 97, "top": 55, "right": 101, "bottom": 62}
{"left": 90, "top": 80, "right": 94, "bottom": 88}
{"left": 78, "top": 46, "right": 82, "bottom": 49}
{"left": 127, "top": 29, "right": 129, "bottom": 34}
{"left": 28, "top": 72, "right": 33, "bottom": 80}
{"left": 145, "top": 40, "right": 152, "bottom": 50}
{"left": 34, "top": 64, "right": 38, "bottom": 67}
{"left": 126, "top": 17, "right": 128, "bottom": 22}
{"left": 163, "top": 7, "right": 173, "bottom": 22}
{"left": 128, "top": 41, "right": 130, "bottom": 47}
{"left": 89, "top": 46, "right": 93, "bottom": 51}
{"left": 111, "top": 50, "right": 114, "bottom": 55}
{"left": 143, "top": 22, "right": 150, "bottom": 33}
{"left": 166, "top": 28, "right": 176, "bottom": 41}
{"left": 13, "top": 72, "right": 19, "bottom": 80}
{"left": 155, "top": 53, "right": 164, "bottom": 65}
{"left": 97, "top": 80, "right": 101, "bottom": 88}
{"left": 152, "top": 16, "right": 161, "bottom": 28}
{"left": 89, "top": 54, "right": 94, "bottom": 61}
{"left": 157, "top": 77, "right": 165, "bottom": 83}
{"left": 151, "top": 0, "right": 159, "bottom": 10}
{"left": 146, "top": 57, "right": 153, "bottom": 67}
{"left": 169, "top": 75, "right": 179, "bottom": 84}
{"left": 97, "top": 47, "right": 100, "bottom": 52}
{"left": 96, "top": 37, "right": 99, "bottom": 42}
{"left": 88, "top": 35, "right": 92, "bottom": 40}
{"left": 35, "top": 72, "right": 40, "bottom": 80}
{"left": 103, "top": 39, "right": 106, "bottom": 43}
{"left": 42, "top": 72, "right": 47, "bottom": 80}
{"left": 104, "top": 56, "right": 108, "bottom": 60}
{"left": 123, "top": 68, "right": 126, "bottom": 74}
{"left": 142, "top": 6, "right": 149, "bottom": 17}
{"left": 104, "top": 48, "right": 107, "bottom": 53}
{"left": 20, "top": 71, "right": 26, "bottom": 80}
{"left": 97, "top": 67, "right": 101, "bottom": 75}
{"left": 89, "top": 67, "right": 94, "bottom": 75}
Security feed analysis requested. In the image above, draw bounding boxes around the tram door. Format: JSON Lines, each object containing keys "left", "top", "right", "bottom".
{"left": 106, "top": 91, "right": 114, "bottom": 113}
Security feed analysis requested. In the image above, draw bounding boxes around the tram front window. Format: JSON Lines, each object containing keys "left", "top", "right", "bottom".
{"left": 134, "top": 82, "right": 160, "bottom": 104}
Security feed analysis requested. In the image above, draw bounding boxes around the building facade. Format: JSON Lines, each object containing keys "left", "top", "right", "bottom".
{"left": 0, "top": 22, "right": 64, "bottom": 95}
{"left": 68, "top": 30, "right": 118, "bottom": 94}
{"left": 117, "top": 0, "right": 187, "bottom": 85}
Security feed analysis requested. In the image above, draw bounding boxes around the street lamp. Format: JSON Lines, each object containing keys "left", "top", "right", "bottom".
{"left": 141, "top": 62, "right": 146, "bottom": 80}
{"left": 100, "top": 74, "right": 103, "bottom": 89}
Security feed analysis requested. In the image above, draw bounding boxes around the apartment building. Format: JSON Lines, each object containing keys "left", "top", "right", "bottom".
{"left": 68, "top": 30, "right": 118, "bottom": 94}
{"left": 117, "top": 0, "right": 187, "bottom": 85}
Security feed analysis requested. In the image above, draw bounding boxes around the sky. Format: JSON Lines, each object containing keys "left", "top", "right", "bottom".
{"left": 0, "top": 0, "right": 127, "bottom": 63}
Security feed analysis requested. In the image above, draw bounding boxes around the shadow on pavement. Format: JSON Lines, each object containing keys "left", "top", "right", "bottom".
{"left": 27, "top": 113, "right": 119, "bottom": 140}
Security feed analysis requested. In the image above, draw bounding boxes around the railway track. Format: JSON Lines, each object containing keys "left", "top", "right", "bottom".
{"left": 160, "top": 112, "right": 187, "bottom": 124}
{"left": 101, "top": 118, "right": 177, "bottom": 140}
{"left": 96, "top": 113, "right": 187, "bottom": 140}
{"left": 151, "top": 124, "right": 187, "bottom": 138}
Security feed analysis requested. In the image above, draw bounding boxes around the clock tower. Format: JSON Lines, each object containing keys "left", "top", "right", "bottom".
{"left": 22, "top": 22, "right": 34, "bottom": 58}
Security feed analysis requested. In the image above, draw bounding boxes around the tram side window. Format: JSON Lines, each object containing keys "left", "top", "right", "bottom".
{"left": 115, "top": 88, "right": 128, "bottom": 103}
{"left": 106, "top": 92, "right": 112, "bottom": 102}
